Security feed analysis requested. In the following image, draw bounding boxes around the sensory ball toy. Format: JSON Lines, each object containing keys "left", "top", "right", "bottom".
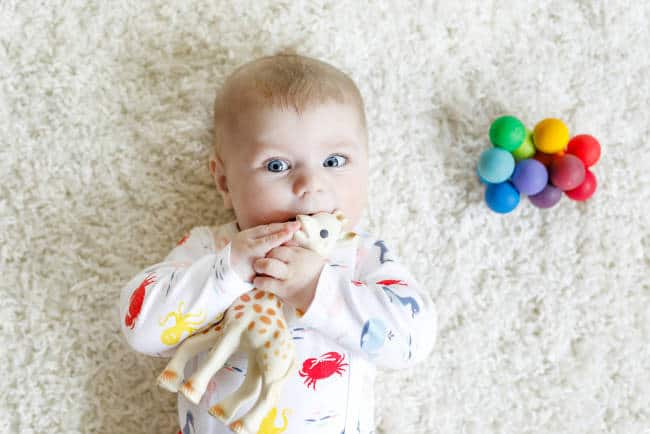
{"left": 485, "top": 182, "right": 520, "bottom": 213}
{"left": 477, "top": 148, "right": 515, "bottom": 184}
{"left": 533, "top": 118, "right": 569, "bottom": 154}
{"left": 565, "top": 169, "right": 597, "bottom": 201}
{"left": 529, "top": 184, "right": 563, "bottom": 208}
{"left": 478, "top": 115, "right": 602, "bottom": 212}
{"left": 489, "top": 116, "right": 527, "bottom": 151}
{"left": 567, "top": 134, "right": 601, "bottom": 167}
{"left": 511, "top": 159, "right": 548, "bottom": 196}
{"left": 549, "top": 154, "right": 586, "bottom": 191}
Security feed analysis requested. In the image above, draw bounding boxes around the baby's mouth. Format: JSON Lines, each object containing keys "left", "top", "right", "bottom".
{"left": 287, "top": 214, "right": 311, "bottom": 222}
{"left": 287, "top": 210, "right": 331, "bottom": 222}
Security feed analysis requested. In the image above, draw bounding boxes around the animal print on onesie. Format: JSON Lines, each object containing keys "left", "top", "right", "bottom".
{"left": 157, "top": 211, "right": 358, "bottom": 434}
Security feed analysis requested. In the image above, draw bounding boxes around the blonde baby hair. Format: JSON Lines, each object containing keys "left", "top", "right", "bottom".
{"left": 212, "top": 49, "right": 367, "bottom": 156}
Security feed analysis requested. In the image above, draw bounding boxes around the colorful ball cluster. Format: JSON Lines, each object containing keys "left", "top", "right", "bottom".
{"left": 477, "top": 116, "right": 601, "bottom": 213}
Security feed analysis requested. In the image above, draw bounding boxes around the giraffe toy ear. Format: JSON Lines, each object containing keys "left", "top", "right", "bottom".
{"left": 333, "top": 209, "right": 349, "bottom": 227}
{"left": 336, "top": 231, "right": 360, "bottom": 249}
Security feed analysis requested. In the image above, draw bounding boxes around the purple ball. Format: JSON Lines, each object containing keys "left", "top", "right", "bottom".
{"left": 511, "top": 159, "right": 548, "bottom": 196}
{"left": 529, "top": 184, "right": 562, "bottom": 208}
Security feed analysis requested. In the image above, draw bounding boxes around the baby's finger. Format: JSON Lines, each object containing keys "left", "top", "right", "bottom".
{"left": 254, "top": 223, "right": 301, "bottom": 253}
{"left": 253, "top": 258, "right": 288, "bottom": 280}
{"left": 253, "top": 228, "right": 296, "bottom": 255}
{"left": 253, "top": 275, "right": 282, "bottom": 295}
{"left": 250, "top": 221, "right": 300, "bottom": 240}
{"left": 266, "top": 245, "right": 294, "bottom": 263}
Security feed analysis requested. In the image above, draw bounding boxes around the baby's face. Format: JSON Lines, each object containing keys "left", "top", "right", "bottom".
{"left": 210, "top": 101, "right": 368, "bottom": 232}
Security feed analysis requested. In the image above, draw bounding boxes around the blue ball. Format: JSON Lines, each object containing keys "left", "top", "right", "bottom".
{"left": 485, "top": 182, "right": 520, "bottom": 213}
{"left": 477, "top": 148, "right": 515, "bottom": 184}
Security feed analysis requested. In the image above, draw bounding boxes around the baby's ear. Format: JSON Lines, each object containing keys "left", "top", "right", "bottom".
{"left": 209, "top": 154, "right": 233, "bottom": 210}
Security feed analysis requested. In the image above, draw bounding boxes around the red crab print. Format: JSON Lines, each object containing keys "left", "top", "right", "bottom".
{"left": 351, "top": 280, "right": 365, "bottom": 287}
{"left": 299, "top": 351, "right": 348, "bottom": 390}
{"left": 376, "top": 279, "right": 408, "bottom": 286}
{"left": 125, "top": 274, "right": 155, "bottom": 329}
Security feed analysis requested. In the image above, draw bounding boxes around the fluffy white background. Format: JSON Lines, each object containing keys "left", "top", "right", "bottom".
{"left": 1, "top": 1, "right": 649, "bottom": 433}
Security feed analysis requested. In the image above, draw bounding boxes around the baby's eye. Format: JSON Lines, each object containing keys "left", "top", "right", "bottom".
{"left": 266, "top": 159, "right": 290, "bottom": 173}
{"left": 323, "top": 154, "right": 348, "bottom": 168}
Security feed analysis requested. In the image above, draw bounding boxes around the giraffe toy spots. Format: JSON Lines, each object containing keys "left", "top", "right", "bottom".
{"left": 157, "top": 211, "right": 358, "bottom": 434}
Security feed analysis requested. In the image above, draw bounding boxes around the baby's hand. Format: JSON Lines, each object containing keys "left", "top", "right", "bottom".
{"left": 252, "top": 244, "right": 326, "bottom": 312}
{"left": 229, "top": 221, "right": 301, "bottom": 283}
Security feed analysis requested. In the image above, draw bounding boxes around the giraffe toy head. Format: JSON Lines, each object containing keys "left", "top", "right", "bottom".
{"left": 292, "top": 210, "right": 359, "bottom": 257}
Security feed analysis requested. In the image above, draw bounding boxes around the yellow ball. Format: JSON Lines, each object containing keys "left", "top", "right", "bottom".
{"left": 533, "top": 118, "right": 569, "bottom": 154}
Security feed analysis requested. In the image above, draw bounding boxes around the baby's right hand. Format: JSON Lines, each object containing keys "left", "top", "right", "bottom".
{"left": 229, "top": 221, "right": 301, "bottom": 283}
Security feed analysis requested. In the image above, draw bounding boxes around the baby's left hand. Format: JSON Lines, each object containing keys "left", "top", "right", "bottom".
{"left": 252, "top": 239, "right": 326, "bottom": 312}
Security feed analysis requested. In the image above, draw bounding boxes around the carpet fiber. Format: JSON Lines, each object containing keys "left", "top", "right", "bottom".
{"left": 1, "top": 1, "right": 649, "bottom": 433}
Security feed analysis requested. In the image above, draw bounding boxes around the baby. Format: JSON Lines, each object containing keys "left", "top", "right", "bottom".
{"left": 120, "top": 51, "right": 437, "bottom": 434}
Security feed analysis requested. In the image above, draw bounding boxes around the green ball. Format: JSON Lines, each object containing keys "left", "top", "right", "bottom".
{"left": 489, "top": 116, "right": 526, "bottom": 151}
{"left": 512, "top": 129, "right": 535, "bottom": 161}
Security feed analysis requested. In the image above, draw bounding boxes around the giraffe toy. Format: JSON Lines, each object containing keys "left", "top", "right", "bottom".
{"left": 157, "top": 210, "right": 358, "bottom": 434}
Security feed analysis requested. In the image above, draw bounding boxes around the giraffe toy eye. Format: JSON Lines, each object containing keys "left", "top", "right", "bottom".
{"left": 319, "top": 229, "right": 329, "bottom": 239}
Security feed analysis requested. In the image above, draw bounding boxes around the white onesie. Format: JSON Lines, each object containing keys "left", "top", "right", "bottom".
{"left": 119, "top": 220, "right": 437, "bottom": 434}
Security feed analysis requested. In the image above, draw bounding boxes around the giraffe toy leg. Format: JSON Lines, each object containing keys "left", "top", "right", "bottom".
{"left": 229, "top": 357, "right": 297, "bottom": 434}
{"left": 229, "top": 376, "right": 286, "bottom": 434}
{"left": 209, "top": 352, "right": 261, "bottom": 423}
{"left": 158, "top": 327, "right": 221, "bottom": 393}
{"left": 180, "top": 323, "right": 244, "bottom": 404}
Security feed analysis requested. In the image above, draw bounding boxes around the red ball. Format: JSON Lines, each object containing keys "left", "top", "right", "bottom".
{"left": 566, "top": 169, "right": 597, "bottom": 201}
{"left": 550, "top": 154, "right": 586, "bottom": 191}
{"left": 567, "top": 134, "right": 601, "bottom": 167}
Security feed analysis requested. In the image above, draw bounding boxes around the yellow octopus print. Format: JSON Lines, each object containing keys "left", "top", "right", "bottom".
{"left": 159, "top": 301, "right": 206, "bottom": 346}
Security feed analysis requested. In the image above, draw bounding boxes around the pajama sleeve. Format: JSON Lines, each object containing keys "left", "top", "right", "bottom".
{"left": 119, "top": 225, "right": 254, "bottom": 357}
{"left": 299, "top": 234, "right": 437, "bottom": 369}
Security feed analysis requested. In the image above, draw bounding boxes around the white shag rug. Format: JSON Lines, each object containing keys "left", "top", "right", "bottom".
{"left": 1, "top": 1, "right": 649, "bottom": 433}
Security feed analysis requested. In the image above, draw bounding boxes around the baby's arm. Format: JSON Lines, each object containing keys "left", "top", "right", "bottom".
{"left": 119, "top": 226, "right": 254, "bottom": 357}
{"left": 299, "top": 234, "right": 437, "bottom": 369}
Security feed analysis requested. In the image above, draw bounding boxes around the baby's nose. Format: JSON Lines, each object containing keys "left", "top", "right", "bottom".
{"left": 293, "top": 171, "right": 323, "bottom": 196}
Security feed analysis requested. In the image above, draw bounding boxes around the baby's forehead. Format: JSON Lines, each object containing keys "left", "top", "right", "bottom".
{"left": 220, "top": 104, "right": 367, "bottom": 163}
